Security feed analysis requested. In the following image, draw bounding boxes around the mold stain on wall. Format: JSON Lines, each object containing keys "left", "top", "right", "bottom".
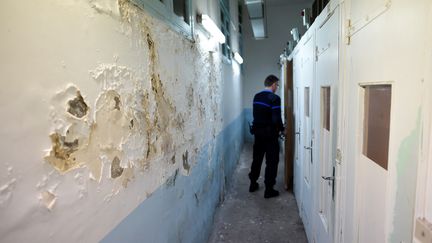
{"left": 67, "top": 91, "right": 89, "bottom": 118}
{"left": 0, "top": 0, "right": 230, "bottom": 242}
{"left": 46, "top": 133, "right": 80, "bottom": 172}
{"left": 111, "top": 156, "right": 124, "bottom": 179}
{"left": 42, "top": 0, "right": 223, "bottom": 204}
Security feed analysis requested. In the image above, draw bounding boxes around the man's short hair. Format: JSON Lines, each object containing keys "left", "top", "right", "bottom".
{"left": 264, "top": 75, "right": 279, "bottom": 87}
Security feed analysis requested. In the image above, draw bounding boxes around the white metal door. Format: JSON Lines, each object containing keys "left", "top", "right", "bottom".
{"left": 299, "top": 35, "right": 315, "bottom": 234}
{"left": 314, "top": 7, "right": 339, "bottom": 243}
{"left": 356, "top": 84, "right": 392, "bottom": 243}
{"left": 293, "top": 54, "right": 303, "bottom": 207}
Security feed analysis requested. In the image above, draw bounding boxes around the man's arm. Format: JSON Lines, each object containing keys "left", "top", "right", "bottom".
{"left": 271, "top": 96, "right": 284, "bottom": 132}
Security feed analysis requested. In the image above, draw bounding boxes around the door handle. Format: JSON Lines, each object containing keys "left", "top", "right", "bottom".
{"left": 304, "top": 146, "right": 312, "bottom": 150}
{"left": 321, "top": 176, "right": 335, "bottom": 181}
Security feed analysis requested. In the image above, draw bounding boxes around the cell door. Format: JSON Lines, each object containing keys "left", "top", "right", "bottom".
{"left": 314, "top": 7, "right": 339, "bottom": 243}
{"left": 293, "top": 51, "right": 304, "bottom": 210}
{"left": 303, "top": 86, "right": 312, "bottom": 185}
{"left": 300, "top": 36, "right": 315, "bottom": 230}
{"left": 357, "top": 84, "right": 392, "bottom": 243}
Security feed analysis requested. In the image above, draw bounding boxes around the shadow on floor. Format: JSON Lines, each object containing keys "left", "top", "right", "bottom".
{"left": 208, "top": 143, "right": 307, "bottom": 243}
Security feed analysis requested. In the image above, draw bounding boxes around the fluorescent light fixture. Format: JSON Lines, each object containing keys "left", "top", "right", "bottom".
{"left": 245, "top": 0, "right": 264, "bottom": 3}
{"left": 200, "top": 14, "right": 226, "bottom": 44}
{"left": 245, "top": 0, "right": 264, "bottom": 18}
{"left": 233, "top": 52, "right": 244, "bottom": 64}
{"left": 250, "top": 19, "right": 267, "bottom": 39}
{"left": 291, "top": 28, "right": 300, "bottom": 42}
{"left": 302, "top": 8, "right": 311, "bottom": 29}
{"left": 245, "top": 0, "right": 267, "bottom": 39}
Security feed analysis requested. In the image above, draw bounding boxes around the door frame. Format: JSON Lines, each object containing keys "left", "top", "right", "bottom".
{"left": 312, "top": 4, "right": 342, "bottom": 243}
{"left": 284, "top": 60, "right": 295, "bottom": 191}
{"left": 413, "top": 2, "right": 432, "bottom": 229}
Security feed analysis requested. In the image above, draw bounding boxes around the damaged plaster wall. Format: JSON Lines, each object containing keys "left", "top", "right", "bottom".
{"left": 0, "top": 0, "right": 243, "bottom": 242}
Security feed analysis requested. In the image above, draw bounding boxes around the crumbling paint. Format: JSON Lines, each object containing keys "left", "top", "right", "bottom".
{"left": 0, "top": 179, "right": 16, "bottom": 207}
{"left": 40, "top": 190, "right": 57, "bottom": 210}
{"left": 1, "top": 0, "right": 228, "bottom": 241}
{"left": 390, "top": 109, "right": 421, "bottom": 242}
{"left": 111, "top": 156, "right": 124, "bottom": 179}
{"left": 67, "top": 91, "right": 89, "bottom": 118}
{"left": 45, "top": 85, "right": 92, "bottom": 173}
{"left": 45, "top": 133, "right": 80, "bottom": 172}
{"left": 43, "top": 0, "right": 208, "bottom": 183}
{"left": 102, "top": 113, "right": 244, "bottom": 243}
{"left": 182, "top": 151, "right": 190, "bottom": 173}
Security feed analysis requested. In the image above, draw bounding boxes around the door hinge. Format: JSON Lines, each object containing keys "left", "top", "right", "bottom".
{"left": 345, "top": 19, "right": 351, "bottom": 45}
{"left": 336, "top": 148, "right": 342, "bottom": 164}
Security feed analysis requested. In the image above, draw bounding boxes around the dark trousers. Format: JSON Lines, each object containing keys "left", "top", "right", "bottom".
{"left": 249, "top": 133, "right": 280, "bottom": 189}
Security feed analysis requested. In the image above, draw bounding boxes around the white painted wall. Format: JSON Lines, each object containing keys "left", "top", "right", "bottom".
{"left": 0, "top": 0, "right": 243, "bottom": 242}
{"left": 222, "top": 0, "right": 244, "bottom": 127}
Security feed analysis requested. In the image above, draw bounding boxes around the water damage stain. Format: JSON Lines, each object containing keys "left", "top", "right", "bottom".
{"left": 67, "top": 91, "right": 88, "bottom": 118}
{"left": 143, "top": 24, "right": 180, "bottom": 158}
{"left": 45, "top": 133, "right": 79, "bottom": 172}
{"left": 113, "top": 96, "right": 121, "bottom": 110}
{"left": 111, "top": 156, "right": 124, "bottom": 179}
{"left": 40, "top": 190, "right": 57, "bottom": 210}
{"left": 182, "top": 151, "right": 190, "bottom": 173}
{"left": 165, "top": 169, "right": 179, "bottom": 187}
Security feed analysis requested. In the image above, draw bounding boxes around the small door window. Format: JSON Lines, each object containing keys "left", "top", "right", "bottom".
{"left": 305, "top": 87, "right": 310, "bottom": 117}
{"left": 362, "top": 85, "right": 392, "bottom": 170}
{"left": 322, "top": 87, "right": 331, "bottom": 131}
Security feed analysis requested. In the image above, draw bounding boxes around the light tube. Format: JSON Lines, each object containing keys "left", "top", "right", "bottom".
{"left": 201, "top": 14, "right": 226, "bottom": 44}
{"left": 234, "top": 52, "right": 244, "bottom": 64}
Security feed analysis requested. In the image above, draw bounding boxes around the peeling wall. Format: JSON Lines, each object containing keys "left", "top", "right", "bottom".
{"left": 0, "top": 0, "right": 243, "bottom": 242}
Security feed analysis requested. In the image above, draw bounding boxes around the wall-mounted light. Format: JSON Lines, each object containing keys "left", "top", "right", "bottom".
{"left": 197, "top": 14, "right": 226, "bottom": 44}
{"left": 233, "top": 52, "right": 244, "bottom": 64}
{"left": 288, "top": 40, "right": 294, "bottom": 53}
{"left": 302, "top": 8, "right": 311, "bottom": 29}
{"left": 291, "top": 28, "right": 300, "bottom": 43}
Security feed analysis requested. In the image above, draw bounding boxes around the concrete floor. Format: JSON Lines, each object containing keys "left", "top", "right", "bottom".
{"left": 208, "top": 143, "right": 308, "bottom": 243}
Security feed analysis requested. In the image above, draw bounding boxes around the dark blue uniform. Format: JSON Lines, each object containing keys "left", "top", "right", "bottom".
{"left": 249, "top": 90, "right": 283, "bottom": 189}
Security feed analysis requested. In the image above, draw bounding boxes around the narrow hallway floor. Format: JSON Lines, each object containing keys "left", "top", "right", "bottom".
{"left": 208, "top": 143, "right": 308, "bottom": 243}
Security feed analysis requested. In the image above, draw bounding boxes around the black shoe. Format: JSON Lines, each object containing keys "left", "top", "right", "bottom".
{"left": 249, "top": 182, "right": 259, "bottom": 192}
{"left": 264, "top": 188, "right": 279, "bottom": 198}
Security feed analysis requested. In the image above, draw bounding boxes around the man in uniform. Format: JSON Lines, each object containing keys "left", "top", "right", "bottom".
{"left": 249, "top": 75, "right": 284, "bottom": 198}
